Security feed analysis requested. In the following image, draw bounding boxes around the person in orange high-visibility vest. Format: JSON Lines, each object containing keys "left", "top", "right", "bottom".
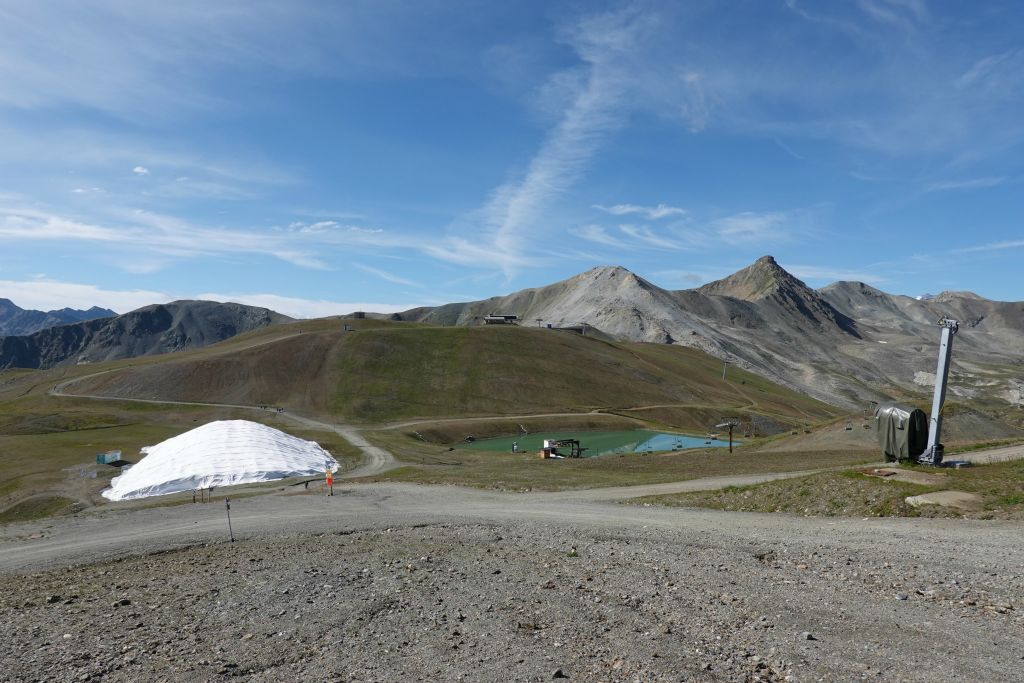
{"left": 326, "top": 469, "right": 334, "bottom": 496}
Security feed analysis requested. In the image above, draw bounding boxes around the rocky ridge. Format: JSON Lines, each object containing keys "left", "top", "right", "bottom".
{"left": 0, "top": 299, "right": 116, "bottom": 337}
{"left": 0, "top": 300, "right": 291, "bottom": 370}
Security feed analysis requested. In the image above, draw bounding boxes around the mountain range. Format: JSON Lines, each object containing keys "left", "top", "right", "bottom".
{"left": 399, "top": 256, "right": 1024, "bottom": 418}
{"left": 0, "top": 299, "right": 116, "bottom": 337}
{"left": 1, "top": 257, "right": 1020, "bottom": 427}
{"left": 0, "top": 301, "right": 290, "bottom": 369}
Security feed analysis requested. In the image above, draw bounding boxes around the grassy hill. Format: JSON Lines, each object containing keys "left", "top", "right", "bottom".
{"left": 0, "top": 318, "right": 850, "bottom": 520}
{"left": 61, "top": 319, "right": 838, "bottom": 426}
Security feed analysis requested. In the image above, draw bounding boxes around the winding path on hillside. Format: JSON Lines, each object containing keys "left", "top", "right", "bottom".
{"left": 49, "top": 376, "right": 398, "bottom": 479}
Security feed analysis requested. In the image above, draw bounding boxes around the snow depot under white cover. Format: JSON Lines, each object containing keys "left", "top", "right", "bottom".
{"left": 102, "top": 420, "right": 339, "bottom": 501}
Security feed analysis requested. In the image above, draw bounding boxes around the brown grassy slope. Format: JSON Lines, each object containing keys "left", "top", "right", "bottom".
{"left": 65, "top": 322, "right": 837, "bottom": 426}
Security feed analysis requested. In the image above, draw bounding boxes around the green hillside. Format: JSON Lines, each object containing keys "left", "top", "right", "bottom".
{"left": 64, "top": 320, "right": 837, "bottom": 425}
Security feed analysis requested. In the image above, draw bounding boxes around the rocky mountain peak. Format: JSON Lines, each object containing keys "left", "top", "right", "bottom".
{"left": 575, "top": 266, "right": 657, "bottom": 293}
{"left": 698, "top": 255, "right": 809, "bottom": 302}
{"left": 579, "top": 265, "right": 632, "bottom": 279}
{"left": 697, "top": 256, "right": 861, "bottom": 338}
{"left": 934, "top": 290, "right": 983, "bottom": 302}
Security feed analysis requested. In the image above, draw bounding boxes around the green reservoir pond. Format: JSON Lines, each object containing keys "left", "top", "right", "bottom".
{"left": 459, "top": 430, "right": 740, "bottom": 457}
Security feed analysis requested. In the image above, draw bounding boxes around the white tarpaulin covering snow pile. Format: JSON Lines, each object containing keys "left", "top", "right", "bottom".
{"left": 102, "top": 420, "right": 339, "bottom": 501}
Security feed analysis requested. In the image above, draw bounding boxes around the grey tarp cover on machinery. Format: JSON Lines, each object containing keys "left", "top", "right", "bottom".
{"left": 874, "top": 403, "right": 928, "bottom": 462}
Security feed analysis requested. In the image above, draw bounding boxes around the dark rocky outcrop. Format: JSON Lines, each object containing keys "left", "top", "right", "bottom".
{"left": 0, "top": 301, "right": 291, "bottom": 369}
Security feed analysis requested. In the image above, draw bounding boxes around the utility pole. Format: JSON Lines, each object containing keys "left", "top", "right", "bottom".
{"left": 716, "top": 421, "right": 739, "bottom": 453}
{"left": 919, "top": 317, "right": 959, "bottom": 465}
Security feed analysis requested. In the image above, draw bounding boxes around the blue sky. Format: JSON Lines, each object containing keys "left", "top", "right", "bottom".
{"left": 1, "top": 0, "right": 1022, "bottom": 316}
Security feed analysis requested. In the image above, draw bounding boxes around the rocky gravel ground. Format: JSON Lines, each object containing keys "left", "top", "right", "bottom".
{"left": 2, "top": 519, "right": 1022, "bottom": 682}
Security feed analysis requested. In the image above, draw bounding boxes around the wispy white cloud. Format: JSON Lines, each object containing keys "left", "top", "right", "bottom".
{"left": 678, "top": 71, "right": 710, "bottom": 133}
{"left": 956, "top": 50, "right": 1020, "bottom": 88}
{"left": 0, "top": 3, "right": 312, "bottom": 118}
{"left": 152, "top": 177, "right": 256, "bottom": 200}
{"left": 856, "top": 0, "right": 928, "bottom": 29}
{"left": 955, "top": 239, "right": 1024, "bottom": 254}
{"left": 0, "top": 123, "right": 299, "bottom": 190}
{"left": 570, "top": 224, "right": 626, "bottom": 247}
{"left": 290, "top": 208, "right": 367, "bottom": 222}
{"left": 286, "top": 220, "right": 383, "bottom": 236}
{"left": 0, "top": 205, "right": 342, "bottom": 270}
{"left": 773, "top": 138, "right": 806, "bottom": 161}
{"left": 593, "top": 203, "right": 685, "bottom": 219}
{"left": 420, "top": 236, "right": 536, "bottom": 270}
{"left": 353, "top": 263, "right": 421, "bottom": 287}
{"left": 618, "top": 224, "right": 683, "bottom": 250}
{"left": 576, "top": 207, "right": 813, "bottom": 253}
{"left": 783, "top": 0, "right": 866, "bottom": 36}
{"left": 0, "top": 208, "right": 125, "bottom": 242}
{"left": 132, "top": 166, "right": 150, "bottom": 176}
{"left": 710, "top": 211, "right": 795, "bottom": 245}
{"left": 195, "top": 292, "right": 418, "bottom": 319}
{"left": 456, "top": 7, "right": 651, "bottom": 275}
{"left": 925, "top": 176, "right": 1008, "bottom": 192}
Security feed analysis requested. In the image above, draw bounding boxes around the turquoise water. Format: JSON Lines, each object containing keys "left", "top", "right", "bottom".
{"left": 610, "top": 432, "right": 734, "bottom": 454}
{"left": 460, "top": 430, "right": 739, "bottom": 457}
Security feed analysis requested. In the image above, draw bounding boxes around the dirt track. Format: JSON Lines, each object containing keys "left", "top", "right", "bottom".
{"left": 1, "top": 483, "right": 1022, "bottom": 682}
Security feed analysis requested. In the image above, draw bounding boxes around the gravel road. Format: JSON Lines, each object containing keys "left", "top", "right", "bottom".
{"left": 2, "top": 483, "right": 1022, "bottom": 682}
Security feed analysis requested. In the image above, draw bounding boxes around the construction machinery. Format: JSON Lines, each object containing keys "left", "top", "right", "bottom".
{"left": 539, "top": 438, "right": 587, "bottom": 458}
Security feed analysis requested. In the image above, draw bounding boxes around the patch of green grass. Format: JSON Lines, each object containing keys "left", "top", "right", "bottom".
{"left": 640, "top": 471, "right": 933, "bottom": 518}
{"left": 0, "top": 495, "right": 75, "bottom": 524}
{"left": 326, "top": 325, "right": 836, "bottom": 424}
{"left": 0, "top": 477, "right": 22, "bottom": 498}
{"left": 949, "top": 438, "right": 1024, "bottom": 454}
{"left": 639, "top": 458, "right": 1024, "bottom": 519}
